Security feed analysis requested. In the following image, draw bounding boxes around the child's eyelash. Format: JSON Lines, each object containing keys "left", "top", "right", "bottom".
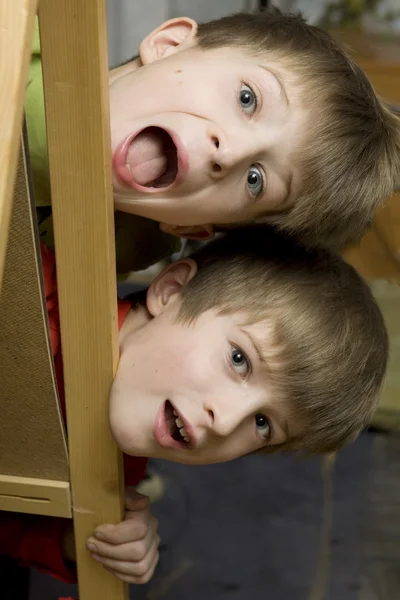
{"left": 238, "top": 83, "right": 260, "bottom": 115}
{"left": 228, "top": 345, "right": 251, "bottom": 379}
{"left": 248, "top": 84, "right": 259, "bottom": 109}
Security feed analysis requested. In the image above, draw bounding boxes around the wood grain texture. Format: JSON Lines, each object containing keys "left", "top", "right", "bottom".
{"left": 0, "top": 0, "right": 37, "bottom": 285}
{"left": 0, "top": 475, "right": 71, "bottom": 518}
{"left": 39, "top": 1, "right": 128, "bottom": 598}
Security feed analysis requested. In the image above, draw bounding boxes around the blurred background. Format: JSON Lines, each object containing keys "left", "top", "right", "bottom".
{"left": 30, "top": 2, "right": 400, "bottom": 599}
{"left": 105, "top": 0, "right": 400, "bottom": 67}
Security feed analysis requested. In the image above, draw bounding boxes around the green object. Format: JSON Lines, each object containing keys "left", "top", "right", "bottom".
{"left": 26, "top": 18, "right": 180, "bottom": 275}
{"left": 319, "top": 0, "right": 382, "bottom": 28}
{"left": 370, "top": 280, "right": 400, "bottom": 431}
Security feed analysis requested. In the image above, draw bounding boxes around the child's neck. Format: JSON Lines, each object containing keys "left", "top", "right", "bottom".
{"left": 119, "top": 302, "right": 150, "bottom": 347}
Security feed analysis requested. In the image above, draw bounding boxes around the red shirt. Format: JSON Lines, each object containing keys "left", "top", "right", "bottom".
{"left": 0, "top": 245, "right": 147, "bottom": 582}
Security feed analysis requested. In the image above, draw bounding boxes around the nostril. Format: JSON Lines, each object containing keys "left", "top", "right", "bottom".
{"left": 207, "top": 408, "right": 215, "bottom": 425}
{"left": 212, "top": 163, "right": 222, "bottom": 173}
{"left": 212, "top": 136, "right": 219, "bottom": 149}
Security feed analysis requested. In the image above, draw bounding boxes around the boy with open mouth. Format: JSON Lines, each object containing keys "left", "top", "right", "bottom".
{"left": 29, "top": 9, "right": 399, "bottom": 273}
{"left": 0, "top": 228, "right": 388, "bottom": 584}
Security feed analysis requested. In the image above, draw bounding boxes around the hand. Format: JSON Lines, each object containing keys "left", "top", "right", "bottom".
{"left": 86, "top": 488, "right": 160, "bottom": 584}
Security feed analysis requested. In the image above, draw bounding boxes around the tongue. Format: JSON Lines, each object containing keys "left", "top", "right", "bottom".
{"left": 126, "top": 129, "right": 168, "bottom": 186}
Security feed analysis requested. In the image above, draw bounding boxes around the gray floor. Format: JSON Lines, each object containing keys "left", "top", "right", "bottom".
{"left": 28, "top": 431, "right": 400, "bottom": 600}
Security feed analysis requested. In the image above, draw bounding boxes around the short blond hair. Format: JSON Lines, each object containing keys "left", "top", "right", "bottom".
{"left": 176, "top": 227, "right": 388, "bottom": 454}
{"left": 197, "top": 9, "right": 400, "bottom": 249}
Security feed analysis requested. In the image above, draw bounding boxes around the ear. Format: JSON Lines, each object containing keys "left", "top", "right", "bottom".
{"left": 140, "top": 17, "right": 198, "bottom": 65}
{"left": 160, "top": 222, "right": 215, "bottom": 241}
{"left": 146, "top": 259, "right": 197, "bottom": 317}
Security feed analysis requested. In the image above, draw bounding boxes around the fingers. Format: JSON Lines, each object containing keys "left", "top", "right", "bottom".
{"left": 95, "top": 508, "right": 154, "bottom": 545}
{"left": 104, "top": 549, "right": 159, "bottom": 585}
{"left": 92, "top": 536, "right": 160, "bottom": 584}
{"left": 88, "top": 487, "right": 159, "bottom": 584}
{"left": 88, "top": 518, "right": 159, "bottom": 562}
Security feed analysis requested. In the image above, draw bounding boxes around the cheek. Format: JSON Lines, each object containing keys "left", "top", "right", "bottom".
{"left": 120, "top": 333, "right": 199, "bottom": 391}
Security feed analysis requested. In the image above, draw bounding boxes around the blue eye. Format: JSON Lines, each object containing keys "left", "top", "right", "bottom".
{"left": 239, "top": 84, "right": 257, "bottom": 114}
{"left": 255, "top": 414, "right": 271, "bottom": 440}
{"left": 247, "top": 165, "right": 264, "bottom": 197}
{"left": 231, "top": 347, "right": 250, "bottom": 376}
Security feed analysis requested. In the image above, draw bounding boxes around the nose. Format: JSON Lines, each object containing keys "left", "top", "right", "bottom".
{"left": 203, "top": 396, "right": 251, "bottom": 438}
{"left": 208, "top": 129, "right": 246, "bottom": 178}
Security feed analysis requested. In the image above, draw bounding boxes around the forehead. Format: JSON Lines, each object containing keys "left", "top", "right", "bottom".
{"left": 240, "top": 319, "right": 280, "bottom": 368}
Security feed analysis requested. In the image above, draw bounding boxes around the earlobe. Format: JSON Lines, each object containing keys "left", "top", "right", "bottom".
{"left": 146, "top": 259, "right": 198, "bottom": 317}
{"left": 160, "top": 222, "right": 215, "bottom": 241}
{"left": 140, "top": 17, "right": 198, "bottom": 65}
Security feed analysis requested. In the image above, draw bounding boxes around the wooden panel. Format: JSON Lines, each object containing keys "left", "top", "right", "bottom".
{"left": 39, "top": 1, "right": 128, "bottom": 598}
{"left": 330, "top": 30, "right": 400, "bottom": 67}
{"left": 0, "top": 475, "right": 71, "bottom": 518}
{"left": 0, "top": 135, "right": 69, "bottom": 482}
{"left": 0, "top": 0, "right": 38, "bottom": 284}
{"left": 354, "top": 47, "right": 400, "bottom": 266}
{"left": 358, "top": 63, "right": 400, "bottom": 105}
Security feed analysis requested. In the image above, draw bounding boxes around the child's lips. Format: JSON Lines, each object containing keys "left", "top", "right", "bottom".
{"left": 113, "top": 127, "right": 189, "bottom": 193}
{"left": 153, "top": 400, "right": 196, "bottom": 451}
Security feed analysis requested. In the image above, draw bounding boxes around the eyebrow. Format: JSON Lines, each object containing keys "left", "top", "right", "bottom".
{"left": 241, "top": 328, "right": 267, "bottom": 366}
{"left": 251, "top": 67, "right": 293, "bottom": 209}
{"left": 259, "top": 65, "right": 289, "bottom": 107}
{"left": 241, "top": 328, "right": 290, "bottom": 442}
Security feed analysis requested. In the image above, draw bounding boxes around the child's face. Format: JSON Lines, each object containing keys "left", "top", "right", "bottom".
{"left": 109, "top": 260, "right": 293, "bottom": 465}
{"left": 109, "top": 18, "right": 305, "bottom": 236}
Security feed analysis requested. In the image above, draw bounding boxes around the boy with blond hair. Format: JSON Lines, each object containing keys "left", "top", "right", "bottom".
{"left": 29, "top": 8, "right": 400, "bottom": 272}
{"left": 0, "top": 227, "right": 388, "bottom": 583}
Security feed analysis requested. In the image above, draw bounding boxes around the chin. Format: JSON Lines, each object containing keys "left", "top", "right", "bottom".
{"left": 109, "top": 419, "right": 141, "bottom": 456}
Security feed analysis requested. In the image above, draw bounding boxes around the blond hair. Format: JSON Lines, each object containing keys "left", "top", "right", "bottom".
{"left": 196, "top": 9, "right": 400, "bottom": 249}
{"left": 176, "top": 227, "right": 388, "bottom": 454}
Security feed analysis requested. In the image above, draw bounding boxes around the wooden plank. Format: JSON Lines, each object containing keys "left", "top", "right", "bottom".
{"left": 0, "top": 475, "right": 71, "bottom": 518}
{"left": 39, "top": 2, "right": 128, "bottom": 598}
{"left": 0, "top": 0, "right": 37, "bottom": 285}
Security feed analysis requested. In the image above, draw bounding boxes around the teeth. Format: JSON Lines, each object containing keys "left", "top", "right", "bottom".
{"left": 172, "top": 414, "right": 190, "bottom": 444}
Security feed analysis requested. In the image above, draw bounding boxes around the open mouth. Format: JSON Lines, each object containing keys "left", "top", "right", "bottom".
{"left": 165, "top": 400, "right": 190, "bottom": 444}
{"left": 125, "top": 127, "right": 178, "bottom": 189}
{"left": 154, "top": 400, "right": 195, "bottom": 451}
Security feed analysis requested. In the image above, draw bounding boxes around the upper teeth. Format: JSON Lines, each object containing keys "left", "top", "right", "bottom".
{"left": 175, "top": 416, "right": 190, "bottom": 443}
